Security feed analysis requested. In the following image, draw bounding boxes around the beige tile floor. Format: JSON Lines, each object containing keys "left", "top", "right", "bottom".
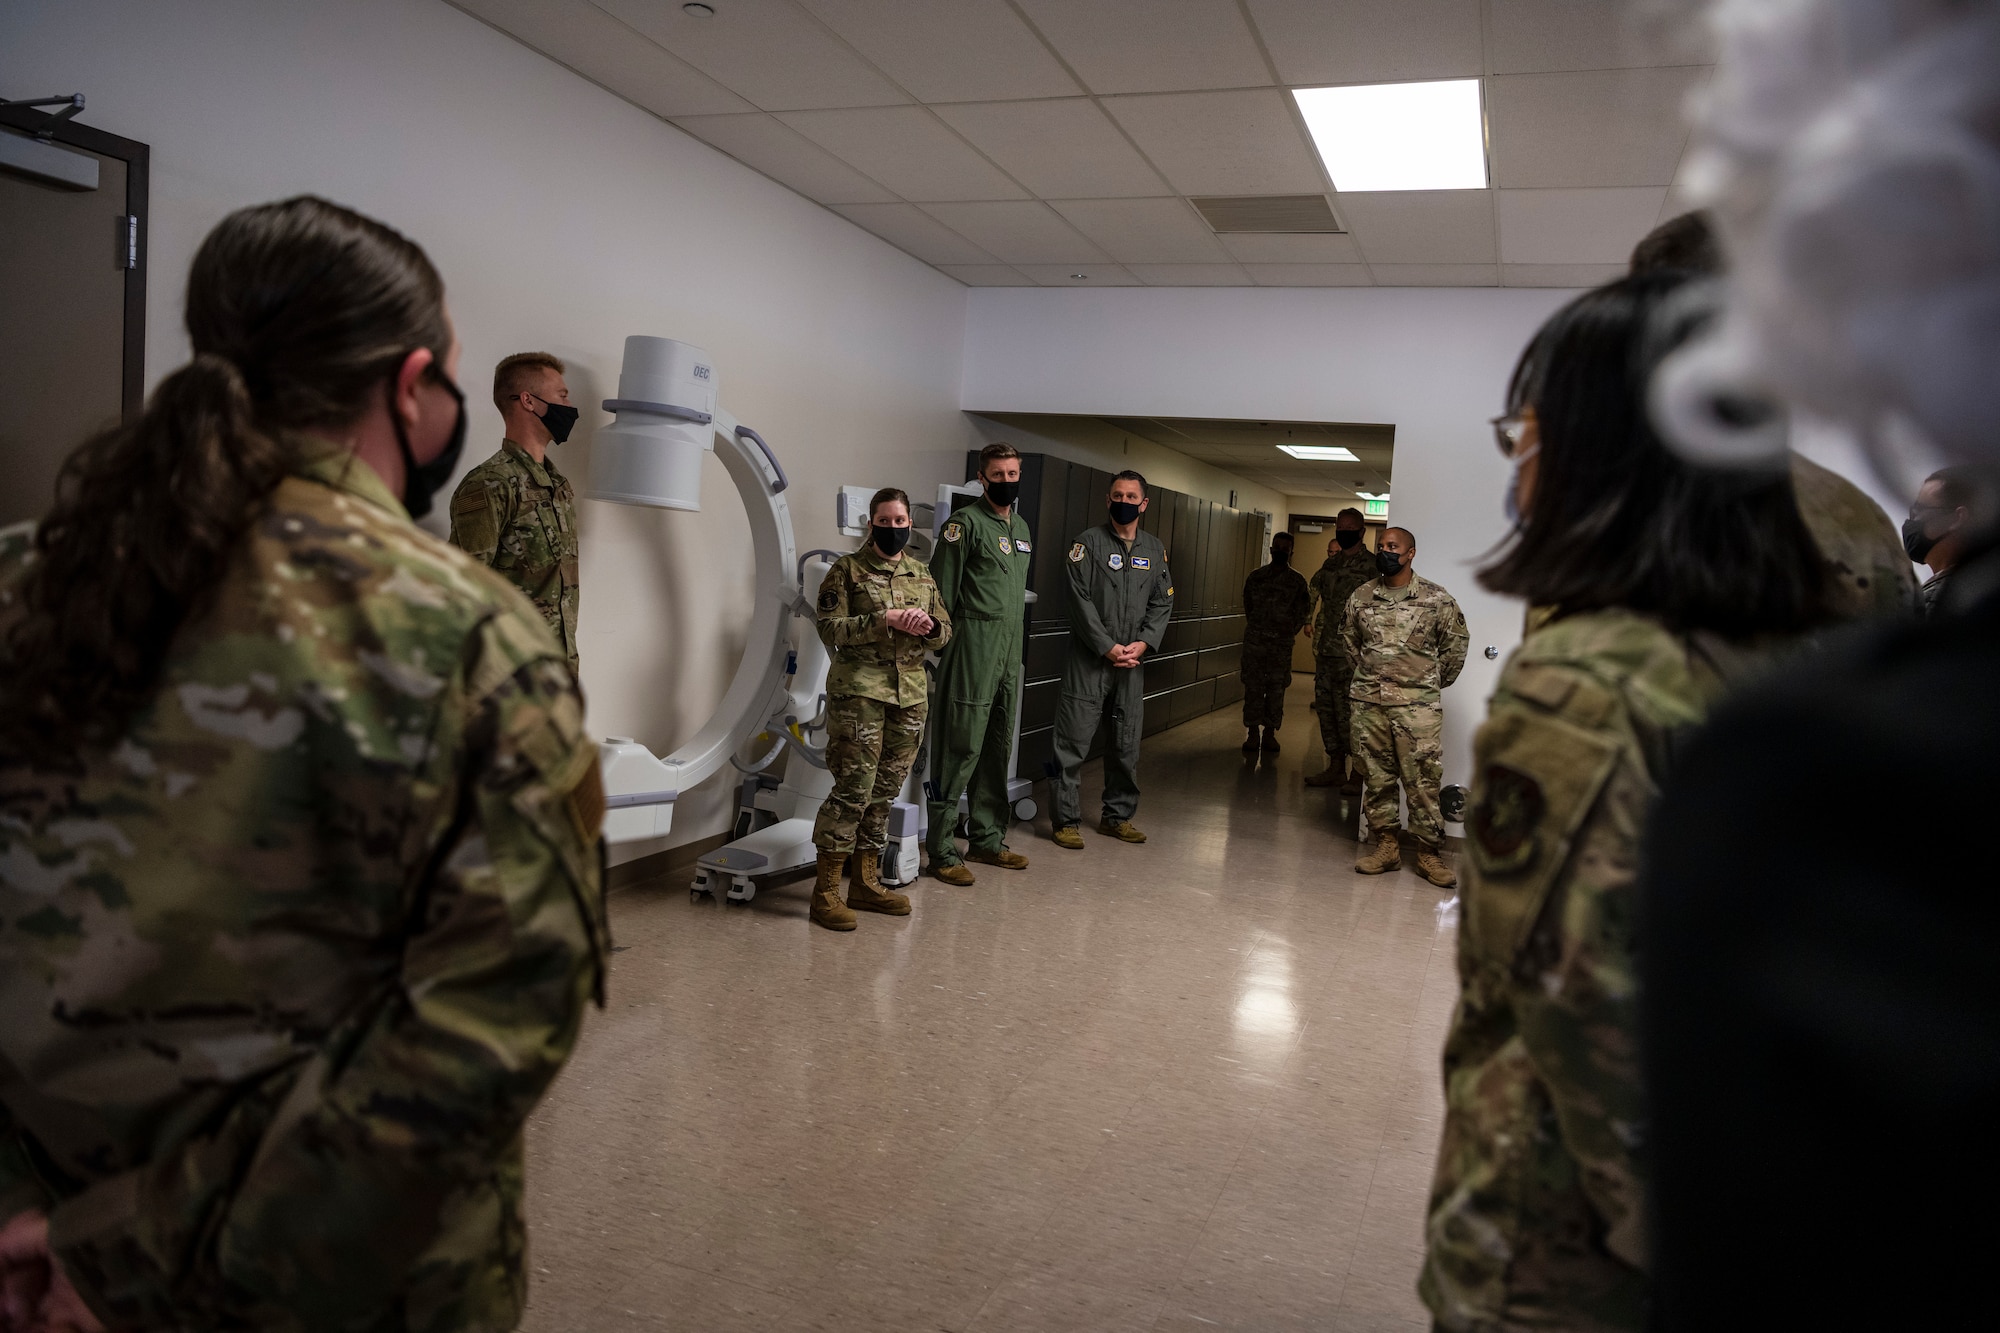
{"left": 521, "top": 677, "right": 1460, "bottom": 1332}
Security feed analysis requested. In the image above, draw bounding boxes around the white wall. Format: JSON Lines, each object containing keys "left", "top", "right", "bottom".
{"left": 3, "top": 0, "right": 974, "bottom": 861}
{"left": 962, "top": 285, "right": 1580, "bottom": 790}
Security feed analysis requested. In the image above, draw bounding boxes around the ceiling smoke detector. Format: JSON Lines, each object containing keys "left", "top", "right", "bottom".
{"left": 1190, "top": 195, "right": 1344, "bottom": 235}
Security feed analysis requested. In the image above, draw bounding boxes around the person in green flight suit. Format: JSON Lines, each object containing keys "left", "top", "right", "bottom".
{"left": 811, "top": 489, "right": 953, "bottom": 931}
{"left": 1049, "top": 470, "right": 1176, "bottom": 848}
{"left": 447, "top": 351, "right": 583, "bottom": 675}
{"left": 926, "top": 443, "right": 1035, "bottom": 885}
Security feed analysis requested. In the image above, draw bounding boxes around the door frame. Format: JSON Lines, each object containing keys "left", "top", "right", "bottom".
{"left": 1, "top": 102, "right": 149, "bottom": 420}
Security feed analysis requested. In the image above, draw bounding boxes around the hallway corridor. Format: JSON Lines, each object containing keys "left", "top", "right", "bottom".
{"left": 521, "top": 676, "right": 1461, "bottom": 1332}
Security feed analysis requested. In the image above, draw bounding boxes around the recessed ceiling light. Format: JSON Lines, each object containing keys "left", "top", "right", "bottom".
{"left": 1278, "top": 445, "right": 1360, "bottom": 461}
{"left": 1293, "top": 80, "right": 1487, "bottom": 192}
{"left": 1356, "top": 490, "right": 1389, "bottom": 500}
{"left": 1070, "top": 272, "right": 1088, "bottom": 280}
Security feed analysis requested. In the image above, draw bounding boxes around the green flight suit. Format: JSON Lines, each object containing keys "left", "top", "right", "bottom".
{"left": 1051, "top": 524, "right": 1175, "bottom": 828}
{"left": 925, "top": 501, "right": 1032, "bottom": 862}
{"left": 448, "top": 438, "right": 582, "bottom": 674}
{"left": 0, "top": 440, "right": 605, "bottom": 1333}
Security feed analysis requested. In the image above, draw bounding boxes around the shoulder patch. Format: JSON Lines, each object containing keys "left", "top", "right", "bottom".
{"left": 1469, "top": 763, "right": 1544, "bottom": 875}
{"left": 1166, "top": 585, "right": 1175, "bottom": 597}
{"left": 942, "top": 521, "right": 963, "bottom": 543}
{"left": 1069, "top": 542, "right": 1086, "bottom": 563}
{"left": 818, "top": 585, "right": 840, "bottom": 612}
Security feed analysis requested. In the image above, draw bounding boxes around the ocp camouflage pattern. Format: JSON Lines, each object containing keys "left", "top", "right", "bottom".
{"left": 1240, "top": 558, "right": 1309, "bottom": 728}
{"left": 448, "top": 439, "right": 582, "bottom": 672}
{"left": 0, "top": 441, "right": 605, "bottom": 1333}
{"left": 1307, "top": 542, "right": 1380, "bottom": 658}
{"left": 814, "top": 696, "right": 926, "bottom": 854}
{"left": 1341, "top": 574, "right": 1470, "bottom": 706}
{"left": 815, "top": 546, "right": 952, "bottom": 707}
{"left": 1352, "top": 700, "right": 1445, "bottom": 846}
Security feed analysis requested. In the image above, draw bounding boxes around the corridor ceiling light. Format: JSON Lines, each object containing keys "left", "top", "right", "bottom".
{"left": 1356, "top": 490, "right": 1388, "bottom": 500}
{"left": 1293, "top": 80, "right": 1487, "bottom": 192}
{"left": 1277, "top": 444, "right": 1360, "bottom": 461}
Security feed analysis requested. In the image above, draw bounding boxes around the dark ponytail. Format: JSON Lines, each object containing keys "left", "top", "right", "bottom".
{"left": 1, "top": 196, "right": 447, "bottom": 761}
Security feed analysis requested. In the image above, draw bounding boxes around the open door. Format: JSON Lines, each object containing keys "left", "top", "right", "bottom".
{"left": 0, "top": 97, "right": 149, "bottom": 529}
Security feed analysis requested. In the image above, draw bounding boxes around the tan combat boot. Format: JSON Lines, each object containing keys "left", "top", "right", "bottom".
{"left": 932, "top": 859, "right": 975, "bottom": 887}
{"left": 810, "top": 852, "right": 857, "bottom": 931}
{"left": 1304, "top": 753, "right": 1346, "bottom": 787}
{"left": 1355, "top": 829, "right": 1402, "bottom": 874}
{"left": 847, "top": 847, "right": 912, "bottom": 915}
{"left": 969, "top": 846, "right": 1029, "bottom": 870}
{"left": 1414, "top": 847, "right": 1458, "bottom": 888}
{"left": 1098, "top": 818, "right": 1147, "bottom": 843}
{"left": 1052, "top": 825, "right": 1085, "bottom": 850}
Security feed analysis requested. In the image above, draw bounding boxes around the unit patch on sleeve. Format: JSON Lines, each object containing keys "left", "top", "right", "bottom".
{"left": 942, "top": 521, "right": 963, "bottom": 543}
{"left": 818, "top": 586, "right": 840, "bottom": 612}
{"left": 1131, "top": 556, "right": 1150, "bottom": 569}
{"left": 1469, "top": 763, "right": 1544, "bottom": 875}
{"left": 1108, "top": 552, "right": 1124, "bottom": 570}
{"left": 1069, "top": 542, "right": 1086, "bottom": 563}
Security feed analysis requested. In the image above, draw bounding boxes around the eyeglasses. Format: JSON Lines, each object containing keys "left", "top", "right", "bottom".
{"left": 1490, "top": 413, "right": 1531, "bottom": 460}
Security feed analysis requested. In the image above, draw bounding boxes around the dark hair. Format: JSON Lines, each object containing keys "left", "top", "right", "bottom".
{"left": 1271, "top": 531, "right": 1294, "bottom": 547}
{"left": 1335, "top": 507, "right": 1365, "bottom": 525}
{"left": 1480, "top": 271, "right": 1827, "bottom": 638}
{"left": 867, "top": 487, "right": 910, "bottom": 522}
{"left": 1926, "top": 465, "right": 1979, "bottom": 512}
{"left": 494, "top": 350, "right": 564, "bottom": 410}
{"left": 1630, "top": 211, "right": 1723, "bottom": 277}
{"left": 2, "top": 196, "right": 449, "bottom": 761}
{"left": 977, "top": 442, "right": 1019, "bottom": 476}
{"left": 1110, "top": 469, "right": 1148, "bottom": 497}
{"left": 1385, "top": 526, "right": 1415, "bottom": 548}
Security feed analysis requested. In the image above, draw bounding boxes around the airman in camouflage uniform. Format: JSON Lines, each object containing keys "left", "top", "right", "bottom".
{"left": 0, "top": 441, "right": 606, "bottom": 1333}
{"left": 1239, "top": 534, "right": 1310, "bottom": 750}
{"left": 449, "top": 439, "right": 580, "bottom": 674}
{"left": 1306, "top": 514, "right": 1381, "bottom": 785}
{"left": 1789, "top": 454, "right": 1918, "bottom": 619}
{"left": 812, "top": 544, "right": 951, "bottom": 929}
{"left": 1341, "top": 540, "right": 1468, "bottom": 887}
{"left": 1420, "top": 608, "right": 1761, "bottom": 1333}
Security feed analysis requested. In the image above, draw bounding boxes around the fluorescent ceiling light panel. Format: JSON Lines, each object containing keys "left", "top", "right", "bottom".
{"left": 1277, "top": 444, "right": 1360, "bottom": 461}
{"left": 1293, "top": 80, "right": 1487, "bottom": 192}
{"left": 1356, "top": 490, "right": 1389, "bottom": 500}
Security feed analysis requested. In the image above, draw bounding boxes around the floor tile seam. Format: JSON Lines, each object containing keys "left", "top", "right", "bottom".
{"left": 1152, "top": 1055, "right": 1292, "bottom": 1303}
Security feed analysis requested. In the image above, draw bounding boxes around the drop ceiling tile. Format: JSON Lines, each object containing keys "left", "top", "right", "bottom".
{"left": 1340, "top": 191, "right": 1496, "bottom": 263}
{"left": 1501, "top": 263, "right": 1626, "bottom": 287}
{"left": 1127, "top": 263, "right": 1255, "bottom": 286}
{"left": 1489, "top": 68, "right": 1705, "bottom": 188}
{"left": 831, "top": 203, "right": 997, "bottom": 264}
{"left": 1371, "top": 263, "right": 1500, "bottom": 286}
{"left": 918, "top": 202, "right": 1107, "bottom": 264}
{"left": 778, "top": 107, "right": 1028, "bottom": 201}
{"left": 796, "top": 0, "right": 1081, "bottom": 102}
{"left": 1014, "top": 264, "right": 1144, "bottom": 287}
{"left": 1049, "top": 198, "right": 1230, "bottom": 263}
{"left": 452, "top": 0, "right": 753, "bottom": 116}
{"left": 1243, "top": 0, "right": 1481, "bottom": 85}
{"left": 1245, "top": 264, "right": 1374, "bottom": 286}
{"left": 933, "top": 100, "right": 1168, "bottom": 198}
{"left": 937, "top": 264, "right": 1039, "bottom": 286}
{"left": 1220, "top": 232, "right": 1363, "bottom": 263}
{"left": 1012, "top": 0, "right": 1272, "bottom": 94}
{"left": 1659, "top": 183, "right": 1703, "bottom": 224}
{"left": 1486, "top": 0, "right": 1714, "bottom": 74}
{"left": 671, "top": 113, "right": 897, "bottom": 204}
{"left": 591, "top": 0, "right": 907, "bottom": 111}
{"left": 1497, "top": 186, "right": 1669, "bottom": 263}
{"left": 1103, "top": 90, "right": 1326, "bottom": 196}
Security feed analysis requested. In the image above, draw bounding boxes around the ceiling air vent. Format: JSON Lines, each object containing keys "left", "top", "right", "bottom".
{"left": 1190, "top": 194, "right": 1344, "bottom": 234}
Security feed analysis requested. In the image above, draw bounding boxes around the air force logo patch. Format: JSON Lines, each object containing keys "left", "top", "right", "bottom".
{"left": 1069, "top": 542, "right": 1085, "bottom": 563}
{"left": 1108, "top": 552, "right": 1124, "bottom": 570}
{"left": 942, "top": 521, "right": 963, "bottom": 543}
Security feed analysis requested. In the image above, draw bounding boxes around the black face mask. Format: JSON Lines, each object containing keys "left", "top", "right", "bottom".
{"left": 394, "top": 365, "right": 467, "bottom": 520}
{"left": 984, "top": 478, "right": 1021, "bottom": 508}
{"left": 872, "top": 523, "right": 911, "bottom": 557}
{"left": 1375, "top": 548, "right": 1404, "bottom": 578}
{"left": 1270, "top": 545, "right": 1291, "bottom": 565}
{"left": 1108, "top": 499, "right": 1142, "bottom": 526}
{"left": 532, "top": 396, "right": 580, "bottom": 445}
{"left": 1335, "top": 528, "right": 1363, "bottom": 549}
{"left": 1902, "top": 516, "right": 1942, "bottom": 564}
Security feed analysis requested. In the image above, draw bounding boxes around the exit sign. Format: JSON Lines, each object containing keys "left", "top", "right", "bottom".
{"left": 1363, "top": 498, "right": 1389, "bottom": 519}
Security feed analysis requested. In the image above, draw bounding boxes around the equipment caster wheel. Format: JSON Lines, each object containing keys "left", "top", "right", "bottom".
{"left": 1012, "top": 798, "right": 1038, "bottom": 822}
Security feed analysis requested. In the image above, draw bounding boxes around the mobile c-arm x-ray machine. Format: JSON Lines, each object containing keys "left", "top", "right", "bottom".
{"left": 593, "top": 335, "right": 1014, "bottom": 903}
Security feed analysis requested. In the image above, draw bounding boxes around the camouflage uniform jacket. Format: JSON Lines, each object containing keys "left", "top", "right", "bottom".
{"left": 1308, "top": 543, "right": 1380, "bottom": 658}
{"left": 1790, "top": 453, "right": 1918, "bottom": 621}
{"left": 816, "top": 547, "right": 952, "bottom": 707}
{"left": 1241, "top": 559, "right": 1310, "bottom": 663}
{"left": 0, "top": 441, "right": 607, "bottom": 1333}
{"left": 448, "top": 438, "right": 581, "bottom": 671}
{"left": 1339, "top": 574, "right": 1470, "bottom": 706}
{"left": 1422, "top": 608, "right": 1763, "bottom": 1333}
